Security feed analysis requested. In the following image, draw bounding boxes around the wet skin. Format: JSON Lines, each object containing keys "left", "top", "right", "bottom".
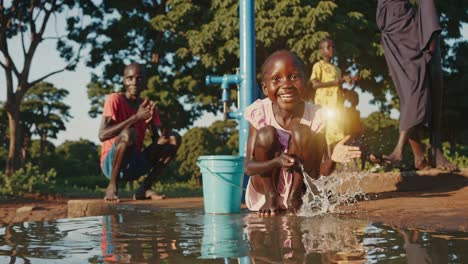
{"left": 246, "top": 51, "right": 308, "bottom": 216}
{"left": 245, "top": 51, "right": 361, "bottom": 216}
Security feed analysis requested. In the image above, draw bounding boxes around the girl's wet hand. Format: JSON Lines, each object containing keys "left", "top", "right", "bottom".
{"left": 331, "top": 135, "right": 361, "bottom": 163}
{"left": 277, "top": 153, "right": 295, "bottom": 168}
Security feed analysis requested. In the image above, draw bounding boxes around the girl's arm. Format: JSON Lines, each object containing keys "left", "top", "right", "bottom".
{"left": 243, "top": 124, "right": 294, "bottom": 176}
{"left": 320, "top": 140, "right": 336, "bottom": 176}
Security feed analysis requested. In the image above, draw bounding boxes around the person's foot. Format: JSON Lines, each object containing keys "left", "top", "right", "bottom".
{"left": 104, "top": 185, "right": 120, "bottom": 204}
{"left": 258, "top": 191, "right": 282, "bottom": 217}
{"left": 133, "top": 190, "right": 166, "bottom": 200}
{"left": 369, "top": 153, "right": 401, "bottom": 165}
{"left": 414, "top": 157, "right": 430, "bottom": 171}
{"left": 431, "top": 148, "right": 459, "bottom": 171}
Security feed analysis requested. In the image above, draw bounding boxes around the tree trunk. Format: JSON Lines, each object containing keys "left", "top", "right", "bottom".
{"left": 40, "top": 131, "right": 47, "bottom": 158}
{"left": 5, "top": 107, "right": 22, "bottom": 176}
{"left": 21, "top": 131, "right": 31, "bottom": 166}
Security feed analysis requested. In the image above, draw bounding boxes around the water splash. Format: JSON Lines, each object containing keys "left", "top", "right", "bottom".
{"left": 298, "top": 162, "right": 369, "bottom": 217}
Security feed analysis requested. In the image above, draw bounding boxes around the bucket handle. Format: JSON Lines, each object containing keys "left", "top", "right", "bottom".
{"left": 197, "top": 162, "right": 246, "bottom": 191}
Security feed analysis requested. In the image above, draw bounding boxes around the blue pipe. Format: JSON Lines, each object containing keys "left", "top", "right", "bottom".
{"left": 205, "top": 0, "right": 256, "bottom": 156}
{"left": 238, "top": 0, "right": 255, "bottom": 157}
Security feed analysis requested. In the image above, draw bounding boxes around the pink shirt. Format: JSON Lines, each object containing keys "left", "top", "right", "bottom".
{"left": 100, "top": 93, "right": 161, "bottom": 166}
{"left": 243, "top": 98, "right": 325, "bottom": 210}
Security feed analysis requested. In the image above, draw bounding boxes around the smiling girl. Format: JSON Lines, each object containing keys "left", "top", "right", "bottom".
{"left": 243, "top": 50, "right": 361, "bottom": 216}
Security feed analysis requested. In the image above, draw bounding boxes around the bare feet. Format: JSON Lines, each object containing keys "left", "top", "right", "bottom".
{"left": 414, "top": 157, "right": 430, "bottom": 171}
{"left": 133, "top": 190, "right": 166, "bottom": 200}
{"left": 286, "top": 190, "right": 303, "bottom": 215}
{"left": 382, "top": 153, "right": 402, "bottom": 164}
{"left": 369, "top": 153, "right": 400, "bottom": 165}
{"left": 258, "top": 191, "right": 282, "bottom": 217}
{"left": 104, "top": 185, "right": 120, "bottom": 204}
{"left": 432, "top": 148, "right": 458, "bottom": 171}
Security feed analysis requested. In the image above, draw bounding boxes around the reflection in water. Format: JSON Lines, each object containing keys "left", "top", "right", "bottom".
{"left": 0, "top": 209, "right": 467, "bottom": 263}
{"left": 201, "top": 214, "right": 250, "bottom": 259}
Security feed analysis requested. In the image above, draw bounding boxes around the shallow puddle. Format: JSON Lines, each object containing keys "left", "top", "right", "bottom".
{"left": 0, "top": 208, "right": 467, "bottom": 263}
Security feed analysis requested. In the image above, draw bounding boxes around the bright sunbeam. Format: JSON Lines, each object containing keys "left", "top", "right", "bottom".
{"left": 325, "top": 108, "right": 336, "bottom": 120}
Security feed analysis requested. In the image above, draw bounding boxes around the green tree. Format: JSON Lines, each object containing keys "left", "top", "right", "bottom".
{"left": 174, "top": 120, "right": 238, "bottom": 185}
{"left": 0, "top": 0, "right": 100, "bottom": 175}
{"left": 21, "top": 82, "right": 71, "bottom": 159}
{"left": 54, "top": 139, "right": 102, "bottom": 186}
{"left": 0, "top": 102, "right": 7, "bottom": 170}
{"left": 362, "top": 111, "right": 398, "bottom": 132}
{"left": 84, "top": 0, "right": 464, "bottom": 124}
{"left": 207, "top": 120, "right": 239, "bottom": 155}
{"left": 442, "top": 40, "right": 468, "bottom": 153}
{"left": 83, "top": 0, "right": 206, "bottom": 130}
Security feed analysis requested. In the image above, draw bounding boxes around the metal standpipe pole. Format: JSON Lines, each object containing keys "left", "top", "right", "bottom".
{"left": 204, "top": 0, "right": 256, "bottom": 203}
{"left": 238, "top": 0, "right": 255, "bottom": 157}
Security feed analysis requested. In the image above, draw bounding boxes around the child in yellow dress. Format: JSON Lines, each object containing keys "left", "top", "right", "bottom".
{"left": 310, "top": 39, "right": 356, "bottom": 154}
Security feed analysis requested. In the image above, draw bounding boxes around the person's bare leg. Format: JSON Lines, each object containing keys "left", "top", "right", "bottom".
{"left": 381, "top": 130, "right": 408, "bottom": 164}
{"left": 105, "top": 128, "right": 135, "bottom": 203}
{"left": 408, "top": 129, "right": 429, "bottom": 170}
{"left": 135, "top": 132, "right": 181, "bottom": 200}
{"left": 428, "top": 36, "right": 457, "bottom": 171}
{"left": 287, "top": 124, "right": 325, "bottom": 214}
{"left": 250, "top": 126, "right": 283, "bottom": 217}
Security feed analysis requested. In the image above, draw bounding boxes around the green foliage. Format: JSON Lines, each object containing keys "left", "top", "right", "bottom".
{"left": 82, "top": 0, "right": 467, "bottom": 150}
{"left": 0, "top": 163, "right": 57, "bottom": 195}
{"left": 442, "top": 142, "right": 468, "bottom": 168}
{"left": 53, "top": 139, "right": 103, "bottom": 184}
{"left": 361, "top": 112, "right": 414, "bottom": 170}
{"left": 83, "top": 0, "right": 205, "bottom": 129}
{"left": 362, "top": 111, "right": 398, "bottom": 132}
{"left": 151, "top": 179, "right": 203, "bottom": 198}
{"left": 20, "top": 82, "right": 72, "bottom": 161}
{"left": 442, "top": 41, "right": 468, "bottom": 149}
{"left": 1, "top": 0, "right": 101, "bottom": 174}
{"left": 170, "top": 120, "right": 239, "bottom": 184}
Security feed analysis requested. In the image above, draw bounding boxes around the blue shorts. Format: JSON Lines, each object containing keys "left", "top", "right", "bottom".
{"left": 101, "top": 143, "right": 152, "bottom": 181}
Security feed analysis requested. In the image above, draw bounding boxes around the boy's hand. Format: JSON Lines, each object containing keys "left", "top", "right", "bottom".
{"left": 331, "top": 135, "right": 361, "bottom": 163}
{"left": 145, "top": 101, "right": 156, "bottom": 124}
{"left": 136, "top": 98, "right": 152, "bottom": 121}
{"left": 157, "top": 131, "right": 179, "bottom": 164}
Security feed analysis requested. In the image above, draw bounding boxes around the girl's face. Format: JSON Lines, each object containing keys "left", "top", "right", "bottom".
{"left": 261, "top": 53, "right": 306, "bottom": 110}
{"left": 320, "top": 40, "right": 335, "bottom": 59}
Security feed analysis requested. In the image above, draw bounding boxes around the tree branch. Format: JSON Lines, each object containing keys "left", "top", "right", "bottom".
{"left": 42, "top": 36, "right": 62, "bottom": 40}
{"left": 29, "top": 49, "right": 82, "bottom": 88}
{"left": 23, "top": 1, "right": 58, "bottom": 81}
{"left": 38, "top": 1, "right": 56, "bottom": 36}
{"left": 29, "top": 1, "right": 37, "bottom": 35}
{"left": 29, "top": 68, "right": 66, "bottom": 88}
{"left": 20, "top": 23, "right": 27, "bottom": 57}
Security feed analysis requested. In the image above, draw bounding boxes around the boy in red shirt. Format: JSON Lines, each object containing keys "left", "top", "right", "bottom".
{"left": 99, "top": 63, "right": 181, "bottom": 203}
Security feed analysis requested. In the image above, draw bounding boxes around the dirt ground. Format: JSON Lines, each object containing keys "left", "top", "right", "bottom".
{"left": 1, "top": 169, "right": 467, "bottom": 232}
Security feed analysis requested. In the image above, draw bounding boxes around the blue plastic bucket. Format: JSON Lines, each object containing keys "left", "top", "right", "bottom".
{"left": 200, "top": 214, "right": 250, "bottom": 259}
{"left": 197, "top": 155, "right": 245, "bottom": 214}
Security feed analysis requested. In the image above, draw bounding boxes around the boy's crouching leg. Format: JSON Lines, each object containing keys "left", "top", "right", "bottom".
{"left": 134, "top": 131, "right": 182, "bottom": 200}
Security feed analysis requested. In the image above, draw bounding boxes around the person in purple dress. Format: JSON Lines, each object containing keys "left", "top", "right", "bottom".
{"left": 372, "top": 0, "right": 457, "bottom": 171}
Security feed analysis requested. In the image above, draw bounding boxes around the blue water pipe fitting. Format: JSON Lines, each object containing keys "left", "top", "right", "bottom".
{"left": 205, "top": 74, "right": 240, "bottom": 121}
